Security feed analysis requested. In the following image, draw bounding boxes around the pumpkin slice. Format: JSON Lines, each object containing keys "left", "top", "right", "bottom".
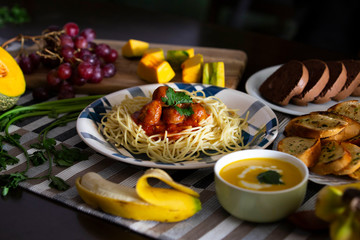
{"left": 166, "top": 48, "right": 194, "bottom": 70}
{"left": 0, "top": 47, "right": 26, "bottom": 111}
{"left": 137, "top": 54, "right": 175, "bottom": 83}
{"left": 181, "top": 54, "right": 203, "bottom": 83}
{"left": 122, "top": 39, "right": 149, "bottom": 58}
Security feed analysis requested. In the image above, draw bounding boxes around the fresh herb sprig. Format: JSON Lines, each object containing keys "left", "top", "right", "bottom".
{"left": 257, "top": 170, "right": 284, "bottom": 185}
{"left": 0, "top": 95, "right": 103, "bottom": 196}
{"left": 161, "top": 88, "right": 194, "bottom": 116}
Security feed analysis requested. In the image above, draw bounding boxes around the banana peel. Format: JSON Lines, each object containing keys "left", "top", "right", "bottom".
{"left": 76, "top": 168, "right": 201, "bottom": 222}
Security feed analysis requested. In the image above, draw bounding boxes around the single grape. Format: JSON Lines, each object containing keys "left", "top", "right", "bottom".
{"left": 60, "top": 46, "right": 75, "bottom": 62}
{"left": 95, "top": 43, "right": 110, "bottom": 58}
{"left": 63, "top": 22, "right": 79, "bottom": 37}
{"left": 60, "top": 34, "right": 74, "bottom": 48}
{"left": 102, "top": 63, "right": 116, "bottom": 78}
{"left": 88, "top": 66, "right": 103, "bottom": 83}
{"left": 104, "top": 49, "right": 118, "bottom": 63}
{"left": 77, "top": 48, "right": 92, "bottom": 59}
{"left": 19, "top": 55, "right": 33, "bottom": 74}
{"left": 87, "top": 41, "right": 97, "bottom": 51}
{"left": 29, "top": 52, "right": 41, "bottom": 69}
{"left": 47, "top": 69, "right": 62, "bottom": 87}
{"left": 32, "top": 86, "right": 50, "bottom": 101}
{"left": 58, "top": 82, "right": 75, "bottom": 99}
{"left": 73, "top": 74, "right": 87, "bottom": 86}
{"left": 74, "top": 36, "right": 88, "bottom": 49}
{"left": 77, "top": 62, "right": 94, "bottom": 80}
{"left": 80, "top": 28, "right": 96, "bottom": 42}
{"left": 57, "top": 63, "right": 72, "bottom": 80}
{"left": 82, "top": 54, "right": 100, "bottom": 66}
{"left": 41, "top": 55, "right": 60, "bottom": 69}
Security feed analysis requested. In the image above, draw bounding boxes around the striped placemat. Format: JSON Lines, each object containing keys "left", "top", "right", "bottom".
{"left": 1, "top": 91, "right": 326, "bottom": 240}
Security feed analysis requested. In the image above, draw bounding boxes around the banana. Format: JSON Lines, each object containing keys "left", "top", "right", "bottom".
{"left": 75, "top": 168, "right": 201, "bottom": 222}
{"left": 315, "top": 183, "right": 360, "bottom": 240}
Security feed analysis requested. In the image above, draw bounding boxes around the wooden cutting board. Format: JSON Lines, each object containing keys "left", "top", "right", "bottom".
{"left": 24, "top": 39, "right": 247, "bottom": 94}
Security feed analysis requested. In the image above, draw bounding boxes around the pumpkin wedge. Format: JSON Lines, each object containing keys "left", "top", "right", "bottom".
{"left": 0, "top": 47, "right": 26, "bottom": 111}
{"left": 181, "top": 54, "right": 203, "bottom": 83}
{"left": 137, "top": 54, "right": 175, "bottom": 83}
{"left": 122, "top": 39, "right": 149, "bottom": 58}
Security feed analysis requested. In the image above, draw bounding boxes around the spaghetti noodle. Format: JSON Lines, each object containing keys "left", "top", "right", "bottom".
{"left": 100, "top": 87, "right": 249, "bottom": 163}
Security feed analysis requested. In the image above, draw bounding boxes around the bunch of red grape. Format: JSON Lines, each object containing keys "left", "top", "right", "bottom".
{"left": 17, "top": 22, "right": 118, "bottom": 100}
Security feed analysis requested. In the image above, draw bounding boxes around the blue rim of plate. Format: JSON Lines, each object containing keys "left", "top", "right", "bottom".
{"left": 76, "top": 83, "right": 279, "bottom": 169}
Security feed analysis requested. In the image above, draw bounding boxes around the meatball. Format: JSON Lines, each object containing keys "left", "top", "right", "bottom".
{"left": 138, "top": 100, "right": 162, "bottom": 125}
{"left": 162, "top": 107, "right": 185, "bottom": 124}
{"left": 152, "top": 86, "right": 169, "bottom": 105}
{"left": 189, "top": 103, "right": 208, "bottom": 124}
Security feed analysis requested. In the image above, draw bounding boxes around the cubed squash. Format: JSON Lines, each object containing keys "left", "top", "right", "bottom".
{"left": 166, "top": 48, "right": 194, "bottom": 71}
{"left": 122, "top": 39, "right": 149, "bottom": 58}
{"left": 181, "top": 54, "right": 203, "bottom": 83}
{"left": 137, "top": 54, "right": 175, "bottom": 83}
{"left": 0, "top": 47, "right": 26, "bottom": 111}
{"left": 143, "top": 48, "right": 165, "bottom": 61}
{"left": 202, "top": 62, "right": 225, "bottom": 87}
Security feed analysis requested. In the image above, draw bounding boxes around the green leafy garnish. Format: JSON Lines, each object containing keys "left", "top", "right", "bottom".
{"left": 0, "top": 95, "right": 102, "bottom": 196}
{"left": 161, "top": 88, "right": 194, "bottom": 116}
{"left": 257, "top": 170, "right": 284, "bottom": 185}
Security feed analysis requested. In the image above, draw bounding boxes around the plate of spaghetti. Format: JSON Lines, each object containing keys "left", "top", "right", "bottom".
{"left": 77, "top": 83, "right": 278, "bottom": 169}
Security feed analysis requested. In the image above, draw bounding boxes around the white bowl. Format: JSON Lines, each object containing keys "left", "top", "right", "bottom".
{"left": 214, "top": 149, "right": 309, "bottom": 223}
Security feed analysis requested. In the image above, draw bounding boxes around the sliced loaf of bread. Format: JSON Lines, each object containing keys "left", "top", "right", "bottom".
{"left": 284, "top": 112, "right": 348, "bottom": 139}
{"left": 335, "top": 142, "right": 360, "bottom": 175}
{"left": 333, "top": 60, "right": 360, "bottom": 101}
{"left": 292, "top": 59, "right": 329, "bottom": 106}
{"left": 313, "top": 61, "right": 347, "bottom": 104}
{"left": 310, "top": 140, "right": 352, "bottom": 175}
{"left": 277, "top": 136, "right": 321, "bottom": 167}
{"left": 259, "top": 60, "right": 309, "bottom": 106}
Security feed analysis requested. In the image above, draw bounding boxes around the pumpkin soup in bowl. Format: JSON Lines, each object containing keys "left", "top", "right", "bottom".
{"left": 214, "top": 149, "right": 308, "bottom": 223}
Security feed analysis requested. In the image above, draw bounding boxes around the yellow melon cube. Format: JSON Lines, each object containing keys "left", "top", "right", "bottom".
{"left": 122, "top": 39, "right": 149, "bottom": 58}
{"left": 137, "top": 55, "right": 175, "bottom": 83}
{"left": 143, "top": 48, "right": 165, "bottom": 61}
{"left": 181, "top": 54, "right": 203, "bottom": 83}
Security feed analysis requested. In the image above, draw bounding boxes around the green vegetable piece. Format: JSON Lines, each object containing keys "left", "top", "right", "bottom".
{"left": 257, "top": 170, "right": 284, "bottom": 185}
{"left": 202, "top": 62, "right": 225, "bottom": 87}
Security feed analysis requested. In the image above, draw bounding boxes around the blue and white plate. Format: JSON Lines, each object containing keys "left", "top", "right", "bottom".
{"left": 76, "top": 83, "right": 279, "bottom": 169}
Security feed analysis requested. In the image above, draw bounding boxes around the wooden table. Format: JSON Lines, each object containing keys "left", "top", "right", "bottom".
{"left": 0, "top": 2, "right": 351, "bottom": 240}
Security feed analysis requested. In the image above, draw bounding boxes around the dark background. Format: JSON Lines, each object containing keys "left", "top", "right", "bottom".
{"left": 1, "top": 0, "right": 360, "bottom": 58}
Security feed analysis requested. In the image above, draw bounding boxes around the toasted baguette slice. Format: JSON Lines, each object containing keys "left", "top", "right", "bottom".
{"left": 284, "top": 112, "right": 348, "bottom": 139}
{"left": 310, "top": 140, "right": 352, "bottom": 175}
{"left": 327, "top": 100, "right": 360, "bottom": 123}
{"left": 277, "top": 137, "right": 321, "bottom": 167}
{"left": 335, "top": 142, "right": 360, "bottom": 175}
{"left": 318, "top": 112, "right": 360, "bottom": 141}
{"left": 347, "top": 135, "right": 360, "bottom": 147}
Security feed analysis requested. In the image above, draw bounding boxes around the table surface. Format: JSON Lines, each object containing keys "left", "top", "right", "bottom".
{"left": 0, "top": 2, "right": 351, "bottom": 240}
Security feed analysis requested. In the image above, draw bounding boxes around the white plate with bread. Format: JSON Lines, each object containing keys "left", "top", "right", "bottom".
{"left": 246, "top": 62, "right": 360, "bottom": 116}
{"left": 273, "top": 100, "right": 360, "bottom": 185}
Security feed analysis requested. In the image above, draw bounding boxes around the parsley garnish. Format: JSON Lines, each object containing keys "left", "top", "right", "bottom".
{"left": 0, "top": 95, "right": 101, "bottom": 196}
{"left": 161, "top": 88, "right": 194, "bottom": 116}
{"left": 257, "top": 170, "right": 284, "bottom": 185}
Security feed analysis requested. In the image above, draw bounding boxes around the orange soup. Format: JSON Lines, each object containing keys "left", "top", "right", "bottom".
{"left": 220, "top": 157, "right": 303, "bottom": 191}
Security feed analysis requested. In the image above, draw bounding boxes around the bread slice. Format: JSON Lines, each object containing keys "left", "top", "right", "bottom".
{"left": 348, "top": 168, "right": 360, "bottom": 180}
{"left": 310, "top": 140, "right": 352, "bottom": 175}
{"left": 333, "top": 60, "right": 360, "bottom": 101}
{"left": 335, "top": 142, "right": 360, "bottom": 175}
{"left": 284, "top": 112, "right": 348, "bottom": 139}
{"left": 347, "top": 135, "right": 360, "bottom": 147}
{"left": 318, "top": 111, "right": 360, "bottom": 141}
{"left": 327, "top": 100, "right": 360, "bottom": 123}
{"left": 292, "top": 59, "right": 329, "bottom": 106}
{"left": 313, "top": 61, "right": 347, "bottom": 104}
{"left": 352, "top": 85, "right": 360, "bottom": 96}
{"left": 259, "top": 60, "right": 309, "bottom": 106}
{"left": 277, "top": 136, "right": 321, "bottom": 167}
